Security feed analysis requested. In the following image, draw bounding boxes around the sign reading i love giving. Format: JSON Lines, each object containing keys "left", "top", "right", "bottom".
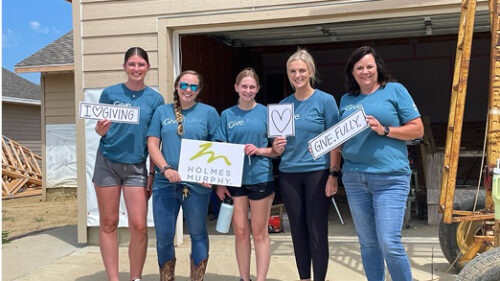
{"left": 78, "top": 102, "right": 140, "bottom": 124}
{"left": 267, "top": 103, "right": 295, "bottom": 137}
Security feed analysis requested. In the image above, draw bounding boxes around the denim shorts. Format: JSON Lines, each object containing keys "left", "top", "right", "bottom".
{"left": 92, "top": 149, "right": 147, "bottom": 187}
{"left": 227, "top": 181, "right": 274, "bottom": 200}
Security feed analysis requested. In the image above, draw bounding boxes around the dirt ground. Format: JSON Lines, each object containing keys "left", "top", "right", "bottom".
{"left": 2, "top": 195, "right": 77, "bottom": 241}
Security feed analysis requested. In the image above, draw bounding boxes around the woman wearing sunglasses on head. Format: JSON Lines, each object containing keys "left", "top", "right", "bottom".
{"left": 215, "top": 68, "right": 286, "bottom": 281}
{"left": 147, "top": 70, "right": 219, "bottom": 281}
{"left": 93, "top": 47, "right": 164, "bottom": 281}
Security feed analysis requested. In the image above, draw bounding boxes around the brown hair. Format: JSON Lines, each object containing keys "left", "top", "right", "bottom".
{"left": 344, "top": 46, "right": 395, "bottom": 96}
{"left": 124, "top": 47, "right": 149, "bottom": 65}
{"left": 235, "top": 67, "right": 260, "bottom": 87}
{"left": 173, "top": 70, "right": 203, "bottom": 135}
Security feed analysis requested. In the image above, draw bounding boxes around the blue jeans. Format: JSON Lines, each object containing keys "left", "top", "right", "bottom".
{"left": 153, "top": 183, "right": 210, "bottom": 267}
{"left": 342, "top": 171, "right": 412, "bottom": 281}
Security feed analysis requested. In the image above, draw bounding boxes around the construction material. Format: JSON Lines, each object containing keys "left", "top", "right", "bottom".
{"left": 2, "top": 136, "right": 42, "bottom": 199}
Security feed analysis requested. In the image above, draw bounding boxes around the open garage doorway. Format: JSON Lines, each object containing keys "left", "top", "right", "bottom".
{"left": 170, "top": 10, "right": 491, "bottom": 225}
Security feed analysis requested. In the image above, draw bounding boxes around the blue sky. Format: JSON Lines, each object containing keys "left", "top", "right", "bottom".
{"left": 2, "top": 0, "right": 73, "bottom": 85}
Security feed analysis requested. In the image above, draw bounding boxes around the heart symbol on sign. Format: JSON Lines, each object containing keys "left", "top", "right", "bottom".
{"left": 271, "top": 109, "right": 292, "bottom": 134}
{"left": 92, "top": 105, "right": 103, "bottom": 117}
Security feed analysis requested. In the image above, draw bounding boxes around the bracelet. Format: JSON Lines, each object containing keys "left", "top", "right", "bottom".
{"left": 159, "top": 164, "right": 174, "bottom": 175}
{"left": 330, "top": 170, "right": 341, "bottom": 177}
{"left": 149, "top": 172, "right": 155, "bottom": 176}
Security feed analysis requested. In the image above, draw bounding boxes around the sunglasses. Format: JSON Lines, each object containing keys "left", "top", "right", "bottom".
{"left": 179, "top": 82, "right": 199, "bottom": 92}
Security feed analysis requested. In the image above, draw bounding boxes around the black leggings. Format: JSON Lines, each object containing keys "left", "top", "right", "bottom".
{"left": 279, "top": 170, "right": 331, "bottom": 280}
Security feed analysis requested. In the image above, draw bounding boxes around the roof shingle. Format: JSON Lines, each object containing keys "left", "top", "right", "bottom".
{"left": 2, "top": 68, "right": 40, "bottom": 100}
{"left": 15, "top": 31, "right": 73, "bottom": 68}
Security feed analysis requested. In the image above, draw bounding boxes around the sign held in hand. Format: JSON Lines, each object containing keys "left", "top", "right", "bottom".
{"left": 267, "top": 103, "right": 295, "bottom": 137}
{"left": 309, "top": 108, "right": 369, "bottom": 160}
{"left": 78, "top": 102, "right": 140, "bottom": 124}
{"left": 178, "top": 139, "right": 245, "bottom": 187}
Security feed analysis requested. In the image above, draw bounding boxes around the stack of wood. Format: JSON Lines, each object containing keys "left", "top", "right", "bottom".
{"left": 2, "top": 136, "right": 42, "bottom": 199}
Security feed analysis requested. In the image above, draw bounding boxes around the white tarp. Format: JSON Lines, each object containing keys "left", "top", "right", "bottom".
{"left": 46, "top": 124, "right": 77, "bottom": 188}
{"left": 84, "top": 88, "right": 156, "bottom": 227}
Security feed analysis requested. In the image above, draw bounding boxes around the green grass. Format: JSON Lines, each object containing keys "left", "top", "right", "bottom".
{"left": 33, "top": 216, "right": 44, "bottom": 223}
{"left": 2, "top": 231, "right": 10, "bottom": 244}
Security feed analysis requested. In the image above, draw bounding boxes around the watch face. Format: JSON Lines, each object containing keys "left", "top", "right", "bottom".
{"left": 384, "top": 126, "right": 390, "bottom": 135}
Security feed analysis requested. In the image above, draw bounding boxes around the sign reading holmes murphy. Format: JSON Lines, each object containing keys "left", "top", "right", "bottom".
{"left": 178, "top": 139, "right": 245, "bottom": 187}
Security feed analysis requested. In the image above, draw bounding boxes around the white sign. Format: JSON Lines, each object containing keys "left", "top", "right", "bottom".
{"left": 268, "top": 103, "right": 295, "bottom": 137}
{"left": 309, "top": 108, "right": 369, "bottom": 160}
{"left": 178, "top": 139, "right": 245, "bottom": 187}
{"left": 78, "top": 102, "right": 140, "bottom": 124}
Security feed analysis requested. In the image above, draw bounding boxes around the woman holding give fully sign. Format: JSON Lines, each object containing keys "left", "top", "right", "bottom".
{"left": 278, "top": 49, "right": 341, "bottom": 281}
{"left": 215, "top": 68, "right": 286, "bottom": 281}
{"left": 339, "top": 46, "right": 423, "bottom": 281}
{"left": 147, "top": 70, "right": 219, "bottom": 281}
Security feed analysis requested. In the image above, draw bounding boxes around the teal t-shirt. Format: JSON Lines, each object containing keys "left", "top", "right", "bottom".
{"left": 147, "top": 102, "right": 220, "bottom": 194}
{"left": 279, "top": 89, "right": 339, "bottom": 173}
{"left": 339, "top": 82, "right": 421, "bottom": 174}
{"left": 215, "top": 104, "right": 273, "bottom": 185}
{"left": 98, "top": 83, "right": 164, "bottom": 164}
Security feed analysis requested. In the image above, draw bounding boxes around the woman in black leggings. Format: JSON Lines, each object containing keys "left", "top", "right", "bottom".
{"left": 278, "top": 49, "right": 341, "bottom": 281}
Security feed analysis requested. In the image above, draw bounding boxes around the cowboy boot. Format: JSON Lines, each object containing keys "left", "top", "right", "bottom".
{"left": 190, "top": 255, "right": 208, "bottom": 281}
{"left": 160, "top": 258, "right": 176, "bottom": 281}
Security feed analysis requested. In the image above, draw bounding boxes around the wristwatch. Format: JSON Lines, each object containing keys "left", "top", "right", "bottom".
{"left": 383, "top": 125, "right": 390, "bottom": 136}
{"left": 160, "top": 165, "right": 174, "bottom": 175}
{"left": 330, "top": 170, "right": 341, "bottom": 177}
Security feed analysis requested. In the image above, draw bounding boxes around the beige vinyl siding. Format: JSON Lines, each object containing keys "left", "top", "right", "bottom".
{"left": 44, "top": 72, "right": 75, "bottom": 124}
{"left": 2, "top": 103, "right": 42, "bottom": 156}
{"left": 77, "top": 0, "right": 485, "bottom": 89}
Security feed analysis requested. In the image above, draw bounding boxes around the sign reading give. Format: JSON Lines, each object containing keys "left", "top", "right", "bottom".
{"left": 78, "top": 102, "right": 140, "bottom": 124}
{"left": 178, "top": 139, "right": 245, "bottom": 187}
{"left": 309, "top": 108, "right": 369, "bottom": 160}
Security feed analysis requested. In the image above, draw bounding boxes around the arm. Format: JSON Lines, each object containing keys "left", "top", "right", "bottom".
{"left": 245, "top": 137, "right": 287, "bottom": 157}
{"left": 366, "top": 116, "right": 424, "bottom": 140}
{"left": 325, "top": 149, "right": 342, "bottom": 197}
{"left": 147, "top": 136, "right": 181, "bottom": 182}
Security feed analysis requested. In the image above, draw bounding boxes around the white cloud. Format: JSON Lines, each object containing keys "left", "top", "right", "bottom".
{"left": 30, "top": 21, "right": 50, "bottom": 34}
{"left": 30, "top": 21, "right": 41, "bottom": 31}
{"left": 2, "top": 28, "right": 19, "bottom": 48}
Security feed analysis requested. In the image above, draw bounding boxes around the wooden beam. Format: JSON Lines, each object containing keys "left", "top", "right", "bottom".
{"left": 14, "top": 64, "right": 74, "bottom": 74}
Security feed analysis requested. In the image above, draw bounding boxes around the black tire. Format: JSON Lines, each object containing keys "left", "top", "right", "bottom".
{"left": 438, "top": 191, "right": 487, "bottom": 272}
{"left": 456, "top": 247, "right": 500, "bottom": 281}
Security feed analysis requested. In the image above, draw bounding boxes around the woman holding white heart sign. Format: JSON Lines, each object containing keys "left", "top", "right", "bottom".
{"left": 215, "top": 68, "right": 286, "bottom": 281}
{"left": 278, "top": 49, "right": 341, "bottom": 281}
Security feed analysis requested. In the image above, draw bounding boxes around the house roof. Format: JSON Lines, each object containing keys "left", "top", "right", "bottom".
{"left": 2, "top": 68, "right": 41, "bottom": 104}
{"left": 15, "top": 31, "right": 74, "bottom": 73}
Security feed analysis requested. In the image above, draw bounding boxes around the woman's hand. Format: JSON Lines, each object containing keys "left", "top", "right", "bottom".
{"left": 325, "top": 175, "right": 338, "bottom": 197}
{"left": 216, "top": 185, "right": 231, "bottom": 200}
{"left": 201, "top": 182, "right": 212, "bottom": 188}
{"left": 95, "top": 119, "right": 111, "bottom": 136}
{"left": 146, "top": 174, "right": 154, "bottom": 199}
{"left": 365, "top": 115, "right": 384, "bottom": 135}
{"left": 164, "top": 169, "right": 181, "bottom": 183}
{"left": 271, "top": 137, "right": 287, "bottom": 155}
{"left": 244, "top": 144, "right": 260, "bottom": 156}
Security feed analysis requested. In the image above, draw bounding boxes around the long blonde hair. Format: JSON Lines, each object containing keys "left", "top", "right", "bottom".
{"left": 173, "top": 70, "right": 203, "bottom": 136}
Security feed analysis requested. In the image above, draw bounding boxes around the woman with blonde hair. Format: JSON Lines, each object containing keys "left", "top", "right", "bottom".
{"left": 278, "top": 49, "right": 341, "bottom": 281}
{"left": 216, "top": 68, "right": 286, "bottom": 281}
{"left": 147, "top": 70, "right": 219, "bottom": 281}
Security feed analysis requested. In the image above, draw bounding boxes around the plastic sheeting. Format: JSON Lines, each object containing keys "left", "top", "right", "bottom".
{"left": 85, "top": 88, "right": 156, "bottom": 227}
{"left": 46, "top": 124, "right": 77, "bottom": 188}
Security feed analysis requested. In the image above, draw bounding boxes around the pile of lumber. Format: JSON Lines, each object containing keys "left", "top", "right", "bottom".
{"left": 2, "top": 136, "right": 42, "bottom": 199}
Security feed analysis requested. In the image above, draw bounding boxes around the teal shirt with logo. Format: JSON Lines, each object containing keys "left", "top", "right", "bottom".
{"left": 98, "top": 83, "right": 164, "bottom": 164}
{"left": 215, "top": 104, "right": 273, "bottom": 185}
{"left": 339, "top": 82, "right": 420, "bottom": 174}
{"left": 147, "top": 102, "right": 220, "bottom": 194}
{"left": 279, "top": 89, "right": 339, "bottom": 173}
